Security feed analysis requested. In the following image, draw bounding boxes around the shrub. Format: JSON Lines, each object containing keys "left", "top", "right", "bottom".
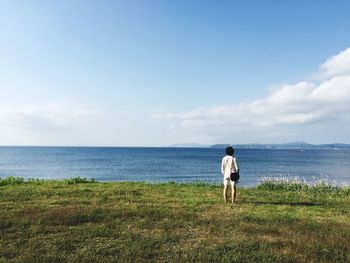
{"left": 64, "top": 177, "right": 95, "bottom": 185}
{"left": 0, "top": 176, "right": 25, "bottom": 186}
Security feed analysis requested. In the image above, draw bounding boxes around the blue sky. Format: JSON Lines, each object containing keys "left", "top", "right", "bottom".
{"left": 1, "top": 0, "right": 350, "bottom": 146}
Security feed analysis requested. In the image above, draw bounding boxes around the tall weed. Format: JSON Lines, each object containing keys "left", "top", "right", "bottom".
{"left": 258, "top": 176, "right": 350, "bottom": 196}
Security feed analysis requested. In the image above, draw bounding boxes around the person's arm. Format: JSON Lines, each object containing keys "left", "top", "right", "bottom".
{"left": 221, "top": 158, "right": 225, "bottom": 175}
{"left": 233, "top": 157, "right": 239, "bottom": 172}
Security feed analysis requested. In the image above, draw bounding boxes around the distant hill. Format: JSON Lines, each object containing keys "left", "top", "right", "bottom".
{"left": 211, "top": 142, "right": 350, "bottom": 149}
{"left": 169, "top": 142, "right": 350, "bottom": 149}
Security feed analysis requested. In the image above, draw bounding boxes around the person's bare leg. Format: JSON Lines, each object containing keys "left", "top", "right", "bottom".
{"left": 231, "top": 185, "right": 234, "bottom": 203}
{"left": 232, "top": 185, "right": 237, "bottom": 203}
{"left": 223, "top": 185, "right": 228, "bottom": 203}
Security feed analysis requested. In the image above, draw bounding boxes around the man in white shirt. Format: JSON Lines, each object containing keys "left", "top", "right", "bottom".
{"left": 221, "top": 146, "right": 239, "bottom": 204}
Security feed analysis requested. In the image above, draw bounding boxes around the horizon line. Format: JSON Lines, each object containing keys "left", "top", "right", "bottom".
{"left": 1, "top": 142, "right": 350, "bottom": 148}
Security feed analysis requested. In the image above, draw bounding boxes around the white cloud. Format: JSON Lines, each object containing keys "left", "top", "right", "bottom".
{"left": 152, "top": 48, "right": 350, "bottom": 142}
{"left": 0, "top": 102, "right": 98, "bottom": 129}
{"left": 319, "top": 47, "right": 350, "bottom": 78}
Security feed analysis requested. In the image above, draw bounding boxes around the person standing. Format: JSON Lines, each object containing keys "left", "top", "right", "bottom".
{"left": 221, "top": 146, "right": 239, "bottom": 204}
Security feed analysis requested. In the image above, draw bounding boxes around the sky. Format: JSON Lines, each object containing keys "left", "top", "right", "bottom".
{"left": 1, "top": 0, "right": 350, "bottom": 146}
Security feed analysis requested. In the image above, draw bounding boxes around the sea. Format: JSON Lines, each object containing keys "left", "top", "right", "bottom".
{"left": 0, "top": 146, "right": 350, "bottom": 187}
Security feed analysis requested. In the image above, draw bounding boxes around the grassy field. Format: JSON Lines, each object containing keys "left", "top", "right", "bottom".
{"left": 1, "top": 177, "right": 350, "bottom": 263}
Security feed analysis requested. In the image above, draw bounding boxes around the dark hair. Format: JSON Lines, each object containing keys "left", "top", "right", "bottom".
{"left": 225, "top": 146, "right": 234, "bottom": 156}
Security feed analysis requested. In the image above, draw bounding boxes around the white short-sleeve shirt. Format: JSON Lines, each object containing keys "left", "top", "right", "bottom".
{"left": 221, "top": 155, "right": 238, "bottom": 180}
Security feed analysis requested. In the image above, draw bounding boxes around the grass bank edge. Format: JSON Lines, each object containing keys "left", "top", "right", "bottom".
{"left": 1, "top": 176, "right": 349, "bottom": 195}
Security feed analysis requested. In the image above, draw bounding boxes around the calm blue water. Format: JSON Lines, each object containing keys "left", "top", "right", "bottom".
{"left": 0, "top": 147, "right": 350, "bottom": 187}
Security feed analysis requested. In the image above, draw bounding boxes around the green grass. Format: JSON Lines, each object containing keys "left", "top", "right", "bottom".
{"left": 1, "top": 177, "right": 350, "bottom": 262}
